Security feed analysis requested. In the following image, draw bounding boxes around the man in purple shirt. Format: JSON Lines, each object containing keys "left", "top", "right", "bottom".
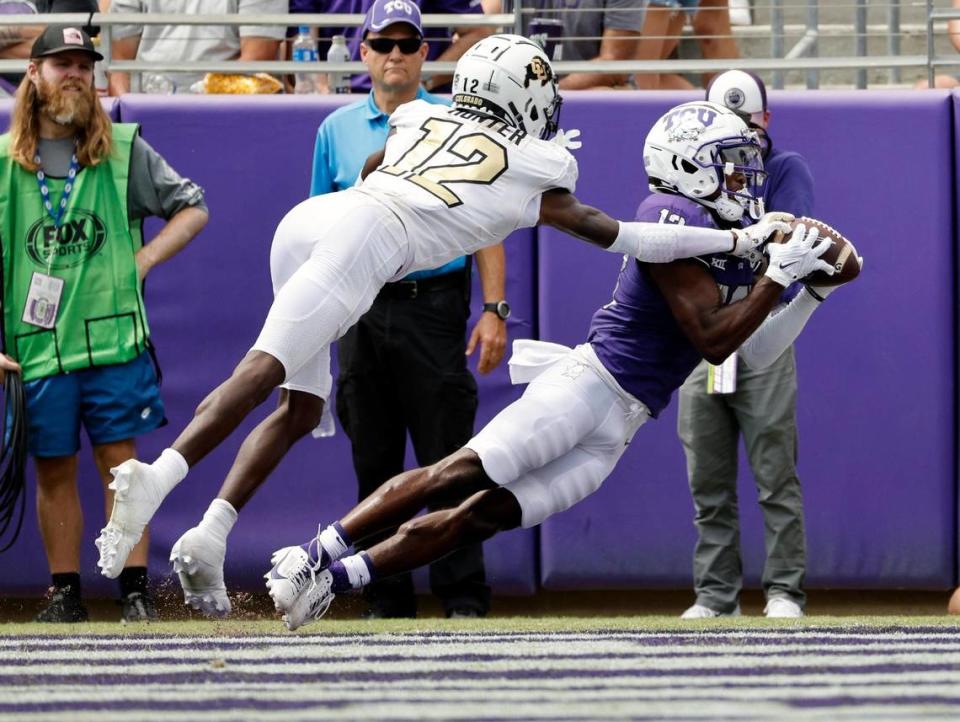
{"left": 261, "top": 101, "right": 858, "bottom": 631}
{"left": 290, "top": 0, "right": 491, "bottom": 93}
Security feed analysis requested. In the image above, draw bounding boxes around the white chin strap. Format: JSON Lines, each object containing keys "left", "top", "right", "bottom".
{"left": 707, "top": 194, "right": 745, "bottom": 222}
{"left": 706, "top": 192, "right": 766, "bottom": 223}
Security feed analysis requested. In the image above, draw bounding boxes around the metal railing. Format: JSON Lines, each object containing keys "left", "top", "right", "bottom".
{"left": 0, "top": 4, "right": 954, "bottom": 92}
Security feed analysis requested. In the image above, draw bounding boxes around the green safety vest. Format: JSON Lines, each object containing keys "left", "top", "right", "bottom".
{"left": 0, "top": 124, "right": 147, "bottom": 382}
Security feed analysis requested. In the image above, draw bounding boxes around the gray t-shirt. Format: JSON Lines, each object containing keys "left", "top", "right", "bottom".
{"left": 110, "top": 0, "right": 287, "bottom": 93}
{"left": 525, "top": 0, "right": 647, "bottom": 63}
{"left": 37, "top": 135, "right": 207, "bottom": 219}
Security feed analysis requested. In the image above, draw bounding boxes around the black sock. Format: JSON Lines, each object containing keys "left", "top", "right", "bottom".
{"left": 118, "top": 566, "right": 149, "bottom": 597}
{"left": 51, "top": 572, "right": 81, "bottom": 599}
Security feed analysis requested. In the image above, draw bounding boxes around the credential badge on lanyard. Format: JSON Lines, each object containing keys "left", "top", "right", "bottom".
{"left": 24, "top": 149, "right": 80, "bottom": 329}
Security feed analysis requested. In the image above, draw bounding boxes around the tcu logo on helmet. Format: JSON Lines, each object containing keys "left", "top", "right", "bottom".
{"left": 524, "top": 57, "right": 552, "bottom": 87}
{"left": 662, "top": 106, "right": 717, "bottom": 133}
{"left": 667, "top": 119, "right": 707, "bottom": 143}
{"left": 383, "top": 0, "right": 414, "bottom": 15}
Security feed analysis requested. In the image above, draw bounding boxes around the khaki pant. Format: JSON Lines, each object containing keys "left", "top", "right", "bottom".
{"left": 677, "top": 346, "right": 805, "bottom": 613}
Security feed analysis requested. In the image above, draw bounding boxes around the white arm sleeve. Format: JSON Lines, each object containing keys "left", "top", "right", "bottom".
{"left": 608, "top": 221, "right": 736, "bottom": 263}
{"left": 739, "top": 288, "right": 820, "bottom": 369}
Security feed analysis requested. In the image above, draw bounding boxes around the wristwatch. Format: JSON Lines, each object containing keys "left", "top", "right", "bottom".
{"left": 482, "top": 300, "right": 511, "bottom": 320}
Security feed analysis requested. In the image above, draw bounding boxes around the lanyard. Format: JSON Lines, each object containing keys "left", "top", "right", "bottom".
{"left": 34, "top": 150, "right": 81, "bottom": 229}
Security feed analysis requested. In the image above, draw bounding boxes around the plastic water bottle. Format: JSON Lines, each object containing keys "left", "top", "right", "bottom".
{"left": 292, "top": 26, "right": 319, "bottom": 94}
{"left": 92, "top": 37, "right": 108, "bottom": 97}
{"left": 326, "top": 34, "right": 351, "bottom": 94}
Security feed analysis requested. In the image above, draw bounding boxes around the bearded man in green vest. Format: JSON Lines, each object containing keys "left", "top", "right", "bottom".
{"left": 0, "top": 25, "right": 208, "bottom": 623}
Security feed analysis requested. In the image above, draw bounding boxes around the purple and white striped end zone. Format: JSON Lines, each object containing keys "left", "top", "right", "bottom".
{"left": 1, "top": 627, "right": 959, "bottom": 720}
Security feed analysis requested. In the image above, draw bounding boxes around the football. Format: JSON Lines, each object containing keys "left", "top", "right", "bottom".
{"left": 769, "top": 216, "right": 861, "bottom": 287}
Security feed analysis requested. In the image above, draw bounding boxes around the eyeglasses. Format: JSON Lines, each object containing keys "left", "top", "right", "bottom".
{"left": 365, "top": 37, "right": 423, "bottom": 55}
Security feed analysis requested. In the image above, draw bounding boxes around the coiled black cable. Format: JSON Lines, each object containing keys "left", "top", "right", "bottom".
{"left": 0, "top": 371, "right": 27, "bottom": 552}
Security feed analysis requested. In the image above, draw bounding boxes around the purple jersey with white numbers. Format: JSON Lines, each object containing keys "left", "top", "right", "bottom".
{"left": 587, "top": 193, "right": 754, "bottom": 418}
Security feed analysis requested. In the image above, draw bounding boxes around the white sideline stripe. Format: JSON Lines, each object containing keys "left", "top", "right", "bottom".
{"left": 4, "top": 640, "right": 960, "bottom": 662}
{"left": 3, "top": 630, "right": 959, "bottom": 647}
{"left": 6, "top": 701, "right": 960, "bottom": 722}
{"left": 1, "top": 681, "right": 959, "bottom": 705}
{"left": 2, "top": 668, "right": 959, "bottom": 695}
{"left": 3, "top": 650, "right": 960, "bottom": 676}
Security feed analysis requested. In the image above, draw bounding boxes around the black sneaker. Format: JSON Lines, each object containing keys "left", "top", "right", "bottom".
{"left": 36, "top": 588, "right": 89, "bottom": 623}
{"left": 120, "top": 590, "right": 159, "bottom": 623}
{"left": 446, "top": 606, "right": 485, "bottom": 619}
{"left": 361, "top": 605, "right": 416, "bottom": 620}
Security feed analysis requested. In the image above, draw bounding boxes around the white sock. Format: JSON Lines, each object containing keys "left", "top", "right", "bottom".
{"left": 317, "top": 523, "right": 350, "bottom": 562}
{"left": 152, "top": 448, "right": 189, "bottom": 496}
{"left": 341, "top": 553, "right": 374, "bottom": 589}
{"left": 198, "top": 498, "right": 237, "bottom": 541}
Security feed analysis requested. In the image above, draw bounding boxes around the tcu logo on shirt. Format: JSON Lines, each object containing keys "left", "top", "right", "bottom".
{"left": 383, "top": 0, "right": 415, "bottom": 15}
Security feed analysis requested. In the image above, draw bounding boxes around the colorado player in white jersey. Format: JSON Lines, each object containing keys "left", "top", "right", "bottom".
{"left": 94, "top": 35, "right": 793, "bottom": 616}
{"left": 262, "top": 101, "right": 862, "bottom": 632}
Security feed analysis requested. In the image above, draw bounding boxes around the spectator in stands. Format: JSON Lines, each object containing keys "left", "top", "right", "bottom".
{"left": 677, "top": 70, "right": 814, "bottom": 620}
{"left": 290, "top": 0, "right": 491, "bottom": 94}
{"left": 636, "top": 0, "right": 739, "bottom": 90}
{"left": 0, "top": 2, "right": 43, "bottom": 65}
{"left": 309, "top": 0, "right": 503, "bottom": 619}
{"left": 0, "top": 25, "right": 207, "bottom": 621}
{"left": 916, "top": 0, "right": 960, "bottom": 88}
{"left": 0, "top": 1, "right": 99, "bottom": 95}
{"left": 481, "top": 0, "right": 646, "bottom": 90}
{"left": 108, "top": 0, "right": 287, "bottom": 95}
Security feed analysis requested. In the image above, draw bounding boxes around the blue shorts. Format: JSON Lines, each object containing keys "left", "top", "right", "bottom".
{"left": 649, "top": 0, "right": 700, "bottom": 10}
{"left": 23, "top": 351, "right": 166, "bottom": 458}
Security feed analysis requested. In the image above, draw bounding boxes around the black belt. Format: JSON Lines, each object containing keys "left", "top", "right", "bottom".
{"left": 377, "top": 270, "right": 466, "bottom": 300}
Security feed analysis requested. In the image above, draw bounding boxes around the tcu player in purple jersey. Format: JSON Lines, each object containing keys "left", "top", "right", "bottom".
{"left": 263, "top": 100, "right": 861, "bottom": 631}
{"left": 94, "top": 37, "right": 792, "bottom": 615}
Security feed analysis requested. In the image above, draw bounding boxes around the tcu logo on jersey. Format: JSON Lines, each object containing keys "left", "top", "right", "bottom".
{"left": 383, "top": 0, "right": 415, "bottom": 16}
{"left": 662, "top": 106, "right": 718, "bottom": 134}
{"left": 524, "top": 57, "right": 553, "bottom": 87}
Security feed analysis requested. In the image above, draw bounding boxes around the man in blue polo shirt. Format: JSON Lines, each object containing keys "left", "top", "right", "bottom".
{"left": 310, "top": 0, "right": 505, "bottom": 619}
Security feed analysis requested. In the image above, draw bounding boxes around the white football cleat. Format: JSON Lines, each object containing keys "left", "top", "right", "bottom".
{"left": 680, "top": 603, "right": 742, "bottom": 619}
{"left": 282, "top": 569, "right": 335, "bottom": 631}
{"left": 170, "top": 526, "right": 231, "bottom": 617}
{"left": 264, "top": 546, "right": 319, "bottom": 613}
{"left": 96, "top": 460, "right": 169, "bottom": 578}
{"left": 764, "top": 597, "right": 804, "bottom": 618}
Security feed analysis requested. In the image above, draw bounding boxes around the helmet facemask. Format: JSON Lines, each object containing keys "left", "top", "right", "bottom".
{"left": 705, "top": 140, "right": 767, "bottom": 221}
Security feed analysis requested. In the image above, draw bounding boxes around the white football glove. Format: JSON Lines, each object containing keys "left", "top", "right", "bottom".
{"left": 552, "top": 128, "right": 582, "bottom": 150}
{"left": 730, "top": 212, "right": 795, "bottom": 264}
{"left": 806, "top": 255, "right": 864, "bottom": 301}
{"left": 764, "top": 222, "right": 835, "bottom": 287}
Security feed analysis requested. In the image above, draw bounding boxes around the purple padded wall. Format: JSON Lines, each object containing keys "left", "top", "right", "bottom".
{"left": 538, "top": 91, "right": 955, "bottom": 590}
{"left": 0, "top": 90, "right": 955, "bottom": 597}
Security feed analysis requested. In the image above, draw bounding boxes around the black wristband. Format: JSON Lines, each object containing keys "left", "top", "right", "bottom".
{"left": 804, "top": 284, "right": 826, "bottom": 303}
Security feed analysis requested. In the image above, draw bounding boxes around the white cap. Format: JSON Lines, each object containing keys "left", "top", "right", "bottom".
{"left": 705, "top": 70, "right": 767, "bottom": 117}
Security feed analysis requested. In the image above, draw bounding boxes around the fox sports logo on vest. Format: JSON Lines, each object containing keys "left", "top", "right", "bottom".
{"left": 26, "top": 210, "right": 108, "bottom": 269}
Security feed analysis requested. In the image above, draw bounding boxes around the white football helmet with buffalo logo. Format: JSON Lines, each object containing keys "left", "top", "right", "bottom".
{"left": 643, "top": 101, "right": 767, "bottom": 222}
{"left": 452, "top": 33, "right": 562, "bottom": 140}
